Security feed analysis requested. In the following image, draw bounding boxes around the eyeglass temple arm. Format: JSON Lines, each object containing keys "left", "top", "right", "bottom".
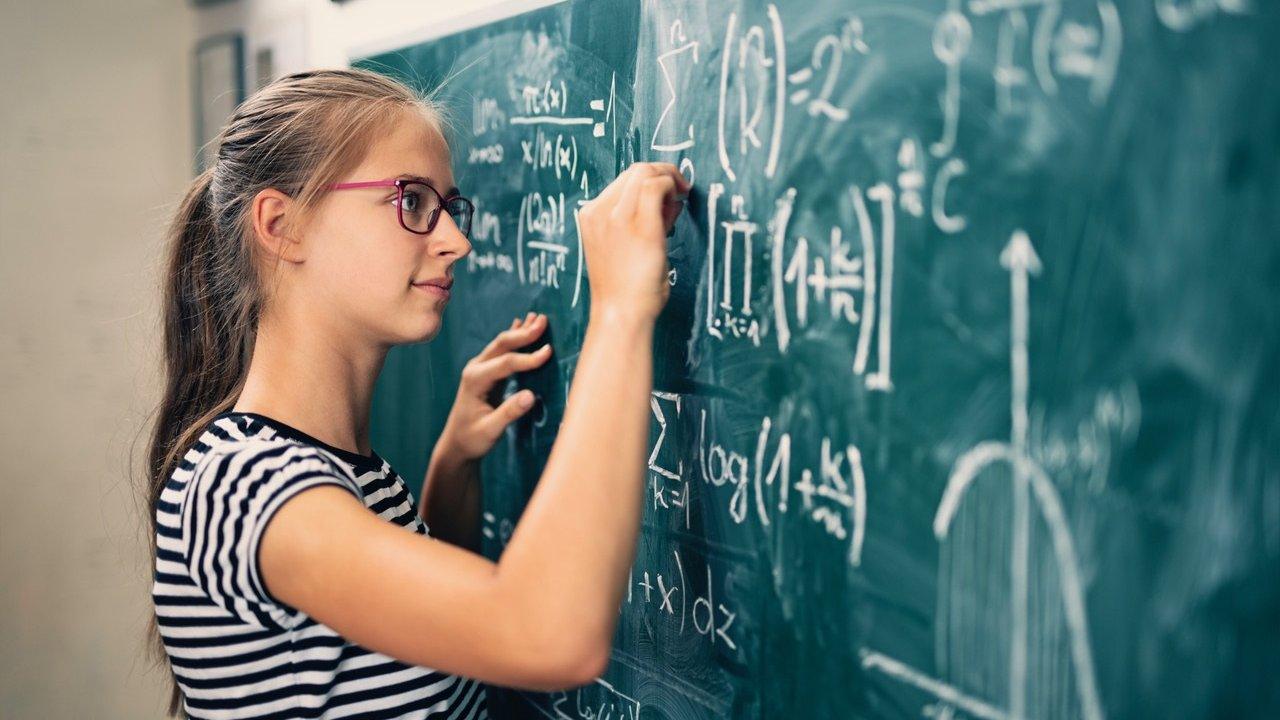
{"left": 326, "top": 180, "right": 401, "bottom": 190}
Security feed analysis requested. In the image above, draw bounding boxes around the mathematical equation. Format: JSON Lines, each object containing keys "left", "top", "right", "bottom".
{"left": 646, "top": 392, "right": 868, "bottom": 568}
{"left": 452, "top": 1, "right": 1161, "bottom": 389}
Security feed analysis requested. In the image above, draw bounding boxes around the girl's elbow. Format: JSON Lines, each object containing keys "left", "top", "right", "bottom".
{"left": 492, "top": 571, "right": 614, "bottom": 689}
{"left": 521, "top": 628, "right": 611, "bottom": 691}
{"left": 567, "top": 637, "right": 611, "bottom": 687}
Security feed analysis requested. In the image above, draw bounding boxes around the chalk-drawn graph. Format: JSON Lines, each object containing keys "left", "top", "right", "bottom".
{"left": 861, "top": 231, "right": 1103, "bottom": 720}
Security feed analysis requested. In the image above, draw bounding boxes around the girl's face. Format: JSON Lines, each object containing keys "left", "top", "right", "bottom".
{"left": 303, "top": 113, "right": 472, "bottom": 348}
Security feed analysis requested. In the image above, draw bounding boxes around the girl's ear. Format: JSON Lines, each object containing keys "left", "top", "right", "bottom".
{"left": 251, "top": 187, "right": 305, "bottom": 264}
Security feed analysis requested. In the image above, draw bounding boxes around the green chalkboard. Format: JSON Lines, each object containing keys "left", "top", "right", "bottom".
{"left": 358, "top": 1, "right": 1280, "bottom": 718}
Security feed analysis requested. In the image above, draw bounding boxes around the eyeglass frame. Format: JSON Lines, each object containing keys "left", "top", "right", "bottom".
{"left": 323, "top": 177, "right": 475, "bottom": 236}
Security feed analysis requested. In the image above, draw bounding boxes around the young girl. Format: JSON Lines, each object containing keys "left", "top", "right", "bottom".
{"left": 144, "top": 68, "right": 689, "bottom": 719}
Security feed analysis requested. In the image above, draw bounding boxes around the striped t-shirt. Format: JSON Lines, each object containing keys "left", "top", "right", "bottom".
{"left": 152, "top": 410, "right": 488, "bottom": 720}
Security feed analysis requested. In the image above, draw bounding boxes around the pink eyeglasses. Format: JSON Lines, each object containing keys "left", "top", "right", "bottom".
{"left": 324, "top": 177, "right": 474, "bottom": 236}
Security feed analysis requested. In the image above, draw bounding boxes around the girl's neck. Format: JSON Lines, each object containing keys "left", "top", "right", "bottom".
{"left": 233, "top": 311, "right": 388, "bottom": 458}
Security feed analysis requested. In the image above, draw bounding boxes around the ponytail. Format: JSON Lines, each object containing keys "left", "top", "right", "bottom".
{"left": 144, "top": 163, "right": 255, "bottom": 717}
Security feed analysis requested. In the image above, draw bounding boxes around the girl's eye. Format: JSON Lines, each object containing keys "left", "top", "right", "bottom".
{"left": 398, "top": 191, "right": 422, "bottom": 213}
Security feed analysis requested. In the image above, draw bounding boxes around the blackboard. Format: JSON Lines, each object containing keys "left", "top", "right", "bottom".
{"left": 357, "top": 1, "right": 1280, "bottom": 717}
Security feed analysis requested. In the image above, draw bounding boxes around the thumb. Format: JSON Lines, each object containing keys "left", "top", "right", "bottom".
{"left": 476, "top": 389, "right": 537, "bottom": 438}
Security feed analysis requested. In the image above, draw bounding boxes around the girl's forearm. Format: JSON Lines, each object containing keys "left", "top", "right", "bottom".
{"left": 421, "top": 450, "right": 482, "bottom": 552}
{"left": 494, "top": 304, "right": 654, "bottom": 656}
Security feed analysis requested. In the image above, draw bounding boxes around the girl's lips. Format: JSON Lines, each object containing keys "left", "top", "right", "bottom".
{"left": 413, "top": 282, "right": 451, "bottom": 299}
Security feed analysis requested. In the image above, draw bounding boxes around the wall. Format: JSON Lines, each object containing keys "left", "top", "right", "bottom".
{"left": 0, "top": 0, "right": 197, "bottom": 717}
{"left": 198, "top": 0, "right": 567, "bottom": 93}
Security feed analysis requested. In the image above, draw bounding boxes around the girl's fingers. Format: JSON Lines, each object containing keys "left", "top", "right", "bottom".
{"left": 593, "top": 161, "right": 643, "bottom": 205}
{"left": 475, "top": 314, "right": 547, "bottom": 361}
{"left": 640, "top": 175, "right": 679, "bottom": 234}
{"left": 643, "top": 162, "right": 689, "bottom": 192}
{"left": 465, "top": 343, "right": 553, "bottom": 389}
{"left": 610, "top": 165, "right": 649, "bottom": 222}
{"left": 618, "top": 162, "right": 686, "bottom": 222}
{"left": 474, "top": 389, "right": 537, "bottom": 440}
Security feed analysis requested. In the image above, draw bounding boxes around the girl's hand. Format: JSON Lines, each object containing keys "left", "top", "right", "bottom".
{"left": 577, "top": 161, "right": 690, "bottom": 323}
{"left": 435, "top": 312, "right": 553, "bottom": 462}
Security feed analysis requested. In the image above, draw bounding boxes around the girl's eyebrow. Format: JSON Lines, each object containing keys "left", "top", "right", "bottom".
{"left": 395, "top": 173, "right": 460, "bottom": 197}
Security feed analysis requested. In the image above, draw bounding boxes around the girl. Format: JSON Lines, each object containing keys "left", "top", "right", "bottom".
{"left": 144, "top": 68, "right": 689, "bottom": 719}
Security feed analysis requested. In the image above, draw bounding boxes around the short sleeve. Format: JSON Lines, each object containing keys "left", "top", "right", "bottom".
{"left": 180, "top": 439, "right": 362, "bottom": 629}
{"left": 411, "top": 514, "right": 431, "bottom": 537}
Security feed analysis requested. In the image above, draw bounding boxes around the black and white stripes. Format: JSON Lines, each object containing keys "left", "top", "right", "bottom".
{"left": 153, "top": 410, "right": 488, "bottom": 720}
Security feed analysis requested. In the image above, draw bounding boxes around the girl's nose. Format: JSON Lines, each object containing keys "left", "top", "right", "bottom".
{"left": 432, "top": 214, "right": 472, "bottom": 259}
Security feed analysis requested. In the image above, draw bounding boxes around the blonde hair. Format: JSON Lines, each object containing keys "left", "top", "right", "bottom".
{"left": 142, "top": 67, "right": 449, "bottom": 716}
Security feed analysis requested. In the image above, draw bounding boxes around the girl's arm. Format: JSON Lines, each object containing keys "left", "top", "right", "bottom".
{"left": 419, "top": 451, "right": 480, "bottom": 552}
{"left": 419, "top": 312, "right": 559, "bottom": 554}
{"left": 258, "top": 162, "right": 689, "bottom": 690}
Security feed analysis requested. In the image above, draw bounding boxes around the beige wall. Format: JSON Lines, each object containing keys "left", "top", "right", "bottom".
{"left": 0, "top": 0, "right": 197, "bottom": 717}
{"left": 0, "top": 0, "right": 557, "bottom": 717}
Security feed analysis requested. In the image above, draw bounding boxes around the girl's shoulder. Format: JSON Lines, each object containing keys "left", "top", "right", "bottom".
{"left": 186, "top": 412, "right": 366, "bottom": 501}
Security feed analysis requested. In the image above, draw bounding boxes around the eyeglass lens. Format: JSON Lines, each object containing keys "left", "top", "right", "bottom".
{"left": 399, "top": 182, "right": 473, "bottom": 236}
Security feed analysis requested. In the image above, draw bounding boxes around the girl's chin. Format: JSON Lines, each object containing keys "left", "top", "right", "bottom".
{"left": 385, "top": 314, "right": 443, "bottom": 345}
{"left": 414, "top": 316, "right": 444, "bottom": 342}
